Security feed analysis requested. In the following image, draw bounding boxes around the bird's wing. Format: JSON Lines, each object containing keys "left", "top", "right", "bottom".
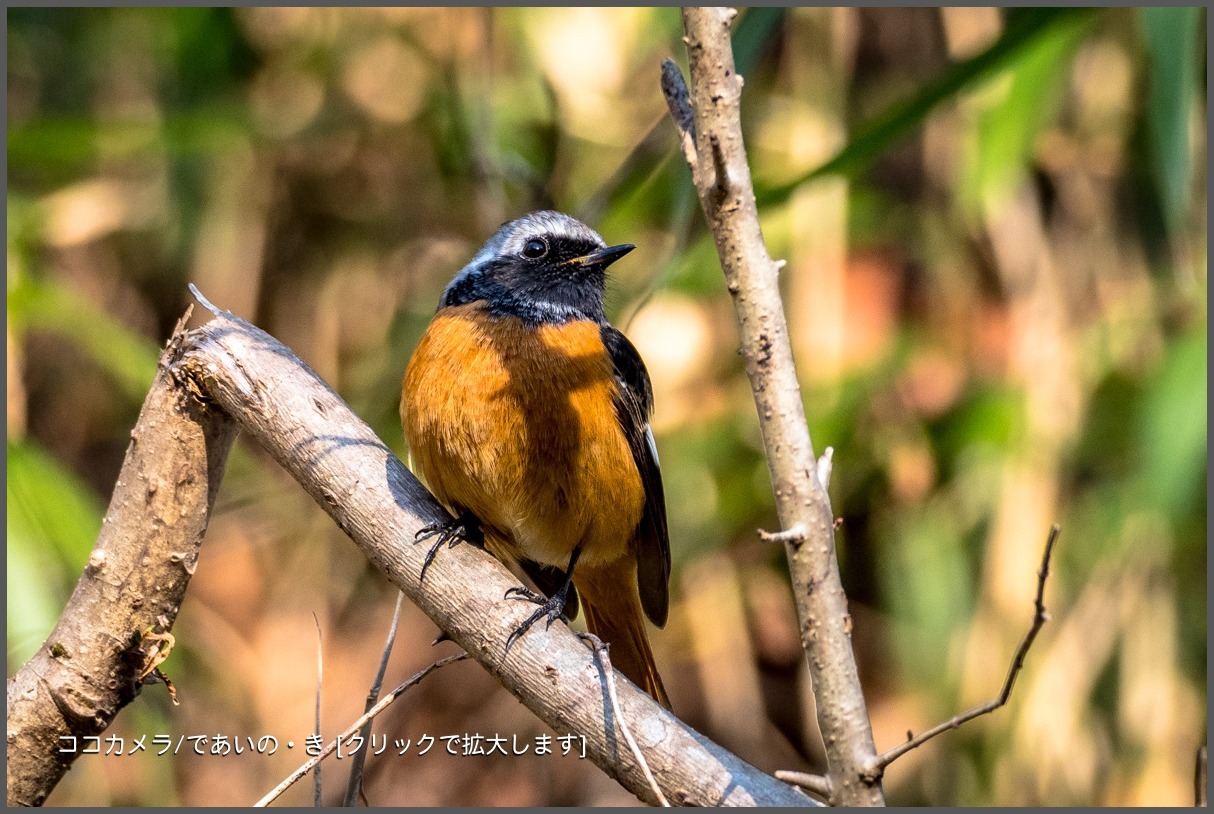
{"left": 601, "top": 324, "right": 670, "bottom": 627}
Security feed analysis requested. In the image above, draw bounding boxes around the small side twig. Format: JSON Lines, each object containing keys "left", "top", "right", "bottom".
{"left": 188, "top": 282, "right": 223, "bottom": 317}
{"left": 312, "top": 612, "right": 323, "bottom": 806}
{"left": 757, "top": 523, "right": 807, "bottom": 546}
{"left": 580, "top": 633, "right": 669, "bottom": 807}
{"left": 864, "top": 525, "right": 1061, "bottom": 781}
{"left": 774, "top": 770, "right": 832, "bottom": 801}
{"left": 344, "top": 591, "right": 406, "bottom": 807}
{"left": 255, "top": 653, "right": 469, "bottom": 807}
{"left": 816, "top": 447, "right": 833, "bottom": 492}
{"left": 660, "top": 58, "right": 697, "bottom": 168}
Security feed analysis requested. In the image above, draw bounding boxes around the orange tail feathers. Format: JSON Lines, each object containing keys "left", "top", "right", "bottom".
{"left": 576, "top": 564, "right": 671, "bottom": 711}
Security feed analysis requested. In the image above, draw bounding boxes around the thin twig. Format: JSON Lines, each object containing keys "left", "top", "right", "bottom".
{"left": 865, "top": 525, "right": 1061, "bottom": 779}
{"left": 188, "top": 282, "right": 223, "bottom": 317}
{"left": 1197, "top": 744, "right": 1207, "bottom": 807}
{"left": 255, "top": 653, "right": 469, "bottom": 807}
{"left": 343, "top": 591, "right": 406, "bottom": 807}
{"left": 580, "top": 633, "right": 669, "bottom": 807}
{"left": 774, "top": 771, "right": 832, "bottom": 801}
{"left": 312, "top": 612, "right": 323, "bottom": 806}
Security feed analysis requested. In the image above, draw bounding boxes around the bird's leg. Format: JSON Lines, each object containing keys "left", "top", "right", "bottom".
{"left": 504, "top": 546, "right": 582, "bottom": 653}
{"left": 414, "top": 509, "right": 484, "bottom": 581}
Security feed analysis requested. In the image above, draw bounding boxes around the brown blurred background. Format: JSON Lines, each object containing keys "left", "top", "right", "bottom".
{"left": 7, "top": 7, "right": 1206, "bottom": 806}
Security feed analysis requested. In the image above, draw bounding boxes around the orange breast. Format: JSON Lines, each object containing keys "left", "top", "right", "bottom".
{"left": 400, "top": 302, "right": 644, "bottom": 569}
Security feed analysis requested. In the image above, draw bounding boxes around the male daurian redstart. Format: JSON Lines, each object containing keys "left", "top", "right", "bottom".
{"left": 400, "top": 211, "right": 671, "bottom": 709}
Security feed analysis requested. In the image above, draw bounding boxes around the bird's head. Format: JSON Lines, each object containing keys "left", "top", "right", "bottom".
{"left": 441, "top": 211, "right": 634, "bottom": 324}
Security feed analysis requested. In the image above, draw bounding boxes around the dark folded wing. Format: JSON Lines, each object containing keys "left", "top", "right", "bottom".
{"left": 601, "top": 324, "right": 670, "bottom": 627}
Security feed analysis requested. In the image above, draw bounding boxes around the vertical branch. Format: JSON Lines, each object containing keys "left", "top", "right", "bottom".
{"left": 664, "top": 7, "right": 884, "bottom": 805}
{"left": 5, "top": 312, "right": 240, "bottom": 806}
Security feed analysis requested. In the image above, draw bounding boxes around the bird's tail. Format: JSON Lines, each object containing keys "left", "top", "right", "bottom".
{"left": 576, "top": 564, "right": 671, "bottom": 711}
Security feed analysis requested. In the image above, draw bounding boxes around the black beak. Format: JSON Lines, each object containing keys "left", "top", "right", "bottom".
{"left": 568, "top": 243, "right": 635, "bottom": 268}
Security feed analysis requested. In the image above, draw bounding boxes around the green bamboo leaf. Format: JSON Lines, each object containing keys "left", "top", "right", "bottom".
{"left": 1138, "top": 326, "right": 1206, "bottom": 519}
{"left": 758, "top": 7, "right": 1097, "bottom": 206}
{"left": 7, "top": 440, "right": 103, "bottom": 666}
{"left": 1139, "top": 7, "right": 1203, "bottom": 237}
{"left": 733, "top": 7, "right": 786, "bottom": 78}
{"left": 8, "top": 277, "right": 161, "bottom": 403}
{"left": 964, "top": 8, "right": 1090, "bottom": 211}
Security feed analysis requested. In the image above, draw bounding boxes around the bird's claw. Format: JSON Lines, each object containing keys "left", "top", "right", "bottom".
{"left": 414, "top": 513, "right": 482, "bottom": 581}
{"left": 503, "top": 586, "right": 570, "bottom": 653}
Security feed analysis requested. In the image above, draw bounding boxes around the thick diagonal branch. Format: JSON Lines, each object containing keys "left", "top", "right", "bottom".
{"left": 172, "top": 307, "right": 812, "bottom": 807}
{"left": 664, "top": 7, "right": 883, "bottom": 806}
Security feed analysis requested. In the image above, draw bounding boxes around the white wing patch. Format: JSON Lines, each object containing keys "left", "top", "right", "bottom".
{"left": 644, "top": 426, "right": 660, "bottom": 468}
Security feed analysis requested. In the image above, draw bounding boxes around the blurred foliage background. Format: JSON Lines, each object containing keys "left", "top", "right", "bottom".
{"left": 6, "top": 7, "right": 1206, "bottom": 806}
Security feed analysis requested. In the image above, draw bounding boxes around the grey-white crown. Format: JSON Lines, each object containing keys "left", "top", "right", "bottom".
{"left": 463, "top": 211, "right": 606, "bottom": 275}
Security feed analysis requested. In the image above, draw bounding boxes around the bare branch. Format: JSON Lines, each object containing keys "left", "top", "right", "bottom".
{"left": 667, "top": 7, "right": 882, "bottom": 805}
{"left": 171, "top": 306, "right": 816, "bottom": 807}
{"left": 256, "top": 653, "right": 469, "bottom": 807}
{"left": 865, "top": 525, "right": 1061, "bottom": 779}
{"left": 775, "top": 771, "right": 832, "bottom": 801}
{"left": 5, "top": 313, "right": 239, "bottom": 807}
{"left": 344, "top": 591, "right": 406, "bottom": 807}
{"left": 580, "top": 633, "right": 669, "bottom": 807}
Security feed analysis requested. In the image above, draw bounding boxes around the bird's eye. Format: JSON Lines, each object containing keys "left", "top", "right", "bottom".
{"left": 522, "top": 238, "right": 547, "bottom": 259}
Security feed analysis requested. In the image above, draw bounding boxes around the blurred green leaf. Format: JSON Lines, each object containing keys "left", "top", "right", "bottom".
{"left": 7, "top": 439, "right": 103, "bottom": 667}
{"left": 733, "top": 7, "right": 786, "bottom": 78}
{"left": 758, "top": 8, "right": 1097, "bottom": 205}
{"left": 965, "top": 10, "right": 1089, "bottom": 209}
{"left": 882, "top": 503, "right": 973, "bottom": 677}
{"left": 7, "top": 527, "right": 64, "bottom": 669}
{"left": 7, "top": 110, "right": 250, "bottom": 177}
{"left": 8, "top": 277, "right": 161, "bottom": 403}
{"left": 1139, "top": 7, "right": 1203, "bottom": 236}
{"left": 1137, "top": 325, "right": 1206, "bottom": 518}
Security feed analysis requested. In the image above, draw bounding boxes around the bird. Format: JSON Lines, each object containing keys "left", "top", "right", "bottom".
{"left": 400, "top": 210, "right": 671, "bottom": 709}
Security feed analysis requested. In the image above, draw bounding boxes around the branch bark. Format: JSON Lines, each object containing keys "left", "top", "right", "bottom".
{"left": 664, "top": 7, "right": 884, "bottom": 805}
{"left": 8, "top": 302, "right": 815, "bottom": 807}
{"left": 6, "top": 310, "right": 239, "bottom": 807}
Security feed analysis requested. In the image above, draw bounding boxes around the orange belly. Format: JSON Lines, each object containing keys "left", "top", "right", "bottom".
{"left": 400, "top": 302, "right": 644, "bottom": 570}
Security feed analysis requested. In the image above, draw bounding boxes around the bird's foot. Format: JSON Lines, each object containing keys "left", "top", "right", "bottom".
{"left": 414, "top": 511, "right": 483, "bottom": 581}
{"left": 503, "top": 582, "right": 571, "bottom": 653}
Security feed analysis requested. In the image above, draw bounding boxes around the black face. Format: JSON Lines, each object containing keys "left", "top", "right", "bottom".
{"left": 442, "top": 231, "right": 635, "bottom": 325}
